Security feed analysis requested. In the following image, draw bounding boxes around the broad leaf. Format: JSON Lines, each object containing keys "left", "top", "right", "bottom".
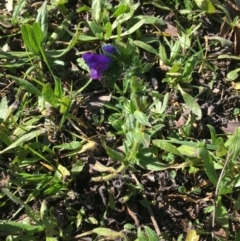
{"left": 178, "top": 85, "right": 202, "bottom": 120}
{"left": 134, "top": 110, "right": 151, "bottom": 126}
{"left": 36, "top": 0, "right": 48, "bottom": 43}
{"left": 153, "top": 139, "right": 183, "bottom": 157}
{"left": 0, "top": 129, "right": 46, "bottom": 154}
{"left": 199, "top": 148, "right": 218, "bottom": 185}
{"left": 7, "top": 74, "right": 41, "bottom": 96}
{"left": 134, "top": 40, "right": 158, "bottom": 55}
{"left": 194, "top": 0, "right": 216, "bottom": 13}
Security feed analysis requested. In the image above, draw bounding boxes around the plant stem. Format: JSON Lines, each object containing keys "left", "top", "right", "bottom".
{"left": 130, "top": 74, "right": 138, "bottom": 94}
{"left": 92, "top": 74, "right": 144, "bottom": 182}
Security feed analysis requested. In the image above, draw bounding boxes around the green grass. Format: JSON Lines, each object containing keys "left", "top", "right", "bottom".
{"left": 0, "top": 0, "right": 240, "bottom": 240}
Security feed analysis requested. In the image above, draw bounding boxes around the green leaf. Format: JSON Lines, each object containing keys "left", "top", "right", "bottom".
{"left": 208, "top": 36, "right": 233, "bottom": 47}
{"left": 178, "top": 85, "right": 202, "bottom": 120}
{"left": 207, "top": 124, "right": 217, "bottom": 145}
{"left": 138, "top": 227, "right": 148, "bottom": 241}
{"left": 216, "top": 137, "right": 227, "bottom": 157}
{"left": 218, "top": 54, "right": 240, "bottom": 60}
{"left": 12, "top": 0, "right": 26, "bottom": 25}
{"left": 85, "top": 217, "right": 98, "bottom": 225}
{"left": 46, "top": 237, "right": 58, "bottom": 241}
{"left": 54, "top": 21, "right": 81, "bottom": 57}
{"left": 153, "top": 139, "right": 183, "bottom": 157}
{"left": 134, "top": 15, "right": 165, "bottom": 25}
{"left": 92, "top": 228, "right": 129, "bottom": 240}
{"left": 112, "top": 2, "right": 140, "bottom": 30}
{"left": 234, "top": 231, "right": 240, "bottom": 241}
{"left": 177, "top": 145, "right": 199, "bottom": 157}
{"left": 226, "top": 68, "right": 240, "bottom": 81}
{"left": 216, "top": 196, "right": 229, "bottom": 228}
{"left": 60, "top": 95, "right": 71, "bottom": 114}
{"left": 42, "top": 83, "right": 58, "bottom": 107}
{"left": 46, "top": 14, "right": 73, "bottom": 48}
{"left": 137, "top": 156, "right": 171, "bottom": 171}
{"left": 78, "top": 34, "right": 99, "bottom": 41}
{"left": 53, "top": 75, "right": 64, "bottom": 98}
{"left": 13, "top": 116, "right": 42, "bottom": 138}
{"left": 225, "top": 127, "right": 240, "bottom": 161}
{"left": 77, "top": 5, "right": 91, "bottom": 13}
{"left": 55, "top": 164, "right": 70, "bottom": 181}
{"left": 35, "top": 0, "right": 48, "bottom": 43}
{"left": 0, "top": 132, "right": 13, "bottom": 146}
{"left": 134, "top": 110, "right": 151, "bottom": 126}
{"left": 194, "top": 0, "right": 216, "bottom": 13}
{"left": 113, "top": 4, "right": 130, "bottom": 17}
{"left": 160, "top": 92, "right": 169, "bottom": 113}
{"left": 0, "top": 96, "right": 8, "bottom": 121}
{"left": 54, "top": 141, "right": 83, "bottom": 150}
{"left": 1, "top": 188, "right": 42, "bottom": 225}
{"left": 143, "top": 0, "right": 171, "bottom": 11}
{"left": 54, "top": 0, "right": 68, "bottom": 6}
{"left": 40, "top": 200, "right": 58, "bottom": 234}
{"left": 111, "top": 19, "right": 146, "bottom": 39}
{"left": 0, "top": 50, "right": 33, "bottom": 60}
{"left": 0, "top": 221, "right": 44, "bottom": 233}
{"left": 88, "top": 20, "right": 104, "bottom": 38}
{"left": 144, "top": 226, "right": 159, "bottom": 241}
{"left": 182, "top": 55, "right": 198, "bottom": 78}
{"left": 91, "top": 0, "right": 104, "bottom": 22}
{"left": 119, "top": 19, "right": 146, "bottom": 38}
{"left": 0, "top": 129, "right": 46, "bottom": 154}
{"left": 71, "top": 160, "right": 84, "bottom": 175}
{"left": 134, "top": 40, "right": 158, "bottom": 55}
{"left": 117, "top": 23, "right": 122, "bottom": 41}
{"left": 104, "top": 22, "right": 112, "bottom": 39}
{"left": 21, "top": 24, "right": 39, "bottom": 54}
{"left": 165, "top": 138, "right": 218, "bottom": 151}
{"left": 31, "top": 22, "right": 44, "bottom": 50}
{"left": 159, "top": 44, "right": 169, "bottom": 65}
{"left": 127, "top": 129, "right": 151, "bottom": 148}
{"left": 76, "top": 210, "right": 83, "bottom": 228}
{"left": 102, "top": 141, "right": 125, "bottom": 162}
{"left": 7, "top": 74, "right": 41, "bottom": 96}
{"left": 199, "top": 148, "right": 218, "bottom": 185}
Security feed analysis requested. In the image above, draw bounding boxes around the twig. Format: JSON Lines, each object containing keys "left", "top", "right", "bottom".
{"left": 126, "top": 204, "right": 140, "bottom": 227}
{"left": 130, "top": 172, "right": 161, "bottom": 236}
{"left": 212, "top": 150, "right": 233, "bottom": 240}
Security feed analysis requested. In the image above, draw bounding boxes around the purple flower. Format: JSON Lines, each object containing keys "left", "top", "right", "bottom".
{"left": 82, "top": 45, "right": 116, "bottom": 80}
{"left": 102, "top": 45, "right": 116, "bottom": 54}
{"left": 82, "top": 53, "right": 111, "bottom": 80}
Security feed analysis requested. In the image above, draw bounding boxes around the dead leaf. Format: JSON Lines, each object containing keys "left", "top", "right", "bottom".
{"left": 78, "top": 140, "right": 97, "bottom": 154}
{"left": 186, "top": 229, "right": 200, "bottom": 241}
{"left": 89, "top": 160, "right": 116, "bottom": 173}
{"left": 175, "top": 109, "right": 191, "bottom": 128}
{"left": 40, "top": 162, "right": 54, "bottom": 171}
{"left": 215, "top": 228, "right": 227, "bottom": 239}
{"left": 5, "top": 0, "right": 13, "bottom": 12}
{"left": 221, "top": 122, "right": 240, "bottom": 134}
{"left": 86, "top": 94, "right": 112, "bottom": 111}
{"left": 153, "top": 19, "right": 178, "bottom": 37}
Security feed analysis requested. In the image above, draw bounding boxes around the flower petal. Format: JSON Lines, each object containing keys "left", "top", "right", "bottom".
{"left": 82, "top": 51, "right": 113, "bottom": 80}
{"left": 90, "top": 68, "right": 102, "bottom": 79}
{"left": 102, "top": 45, "right": 116, "bottom": 54}
{"left": 83, "top": 53, "right": 111, "bottom": 67}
